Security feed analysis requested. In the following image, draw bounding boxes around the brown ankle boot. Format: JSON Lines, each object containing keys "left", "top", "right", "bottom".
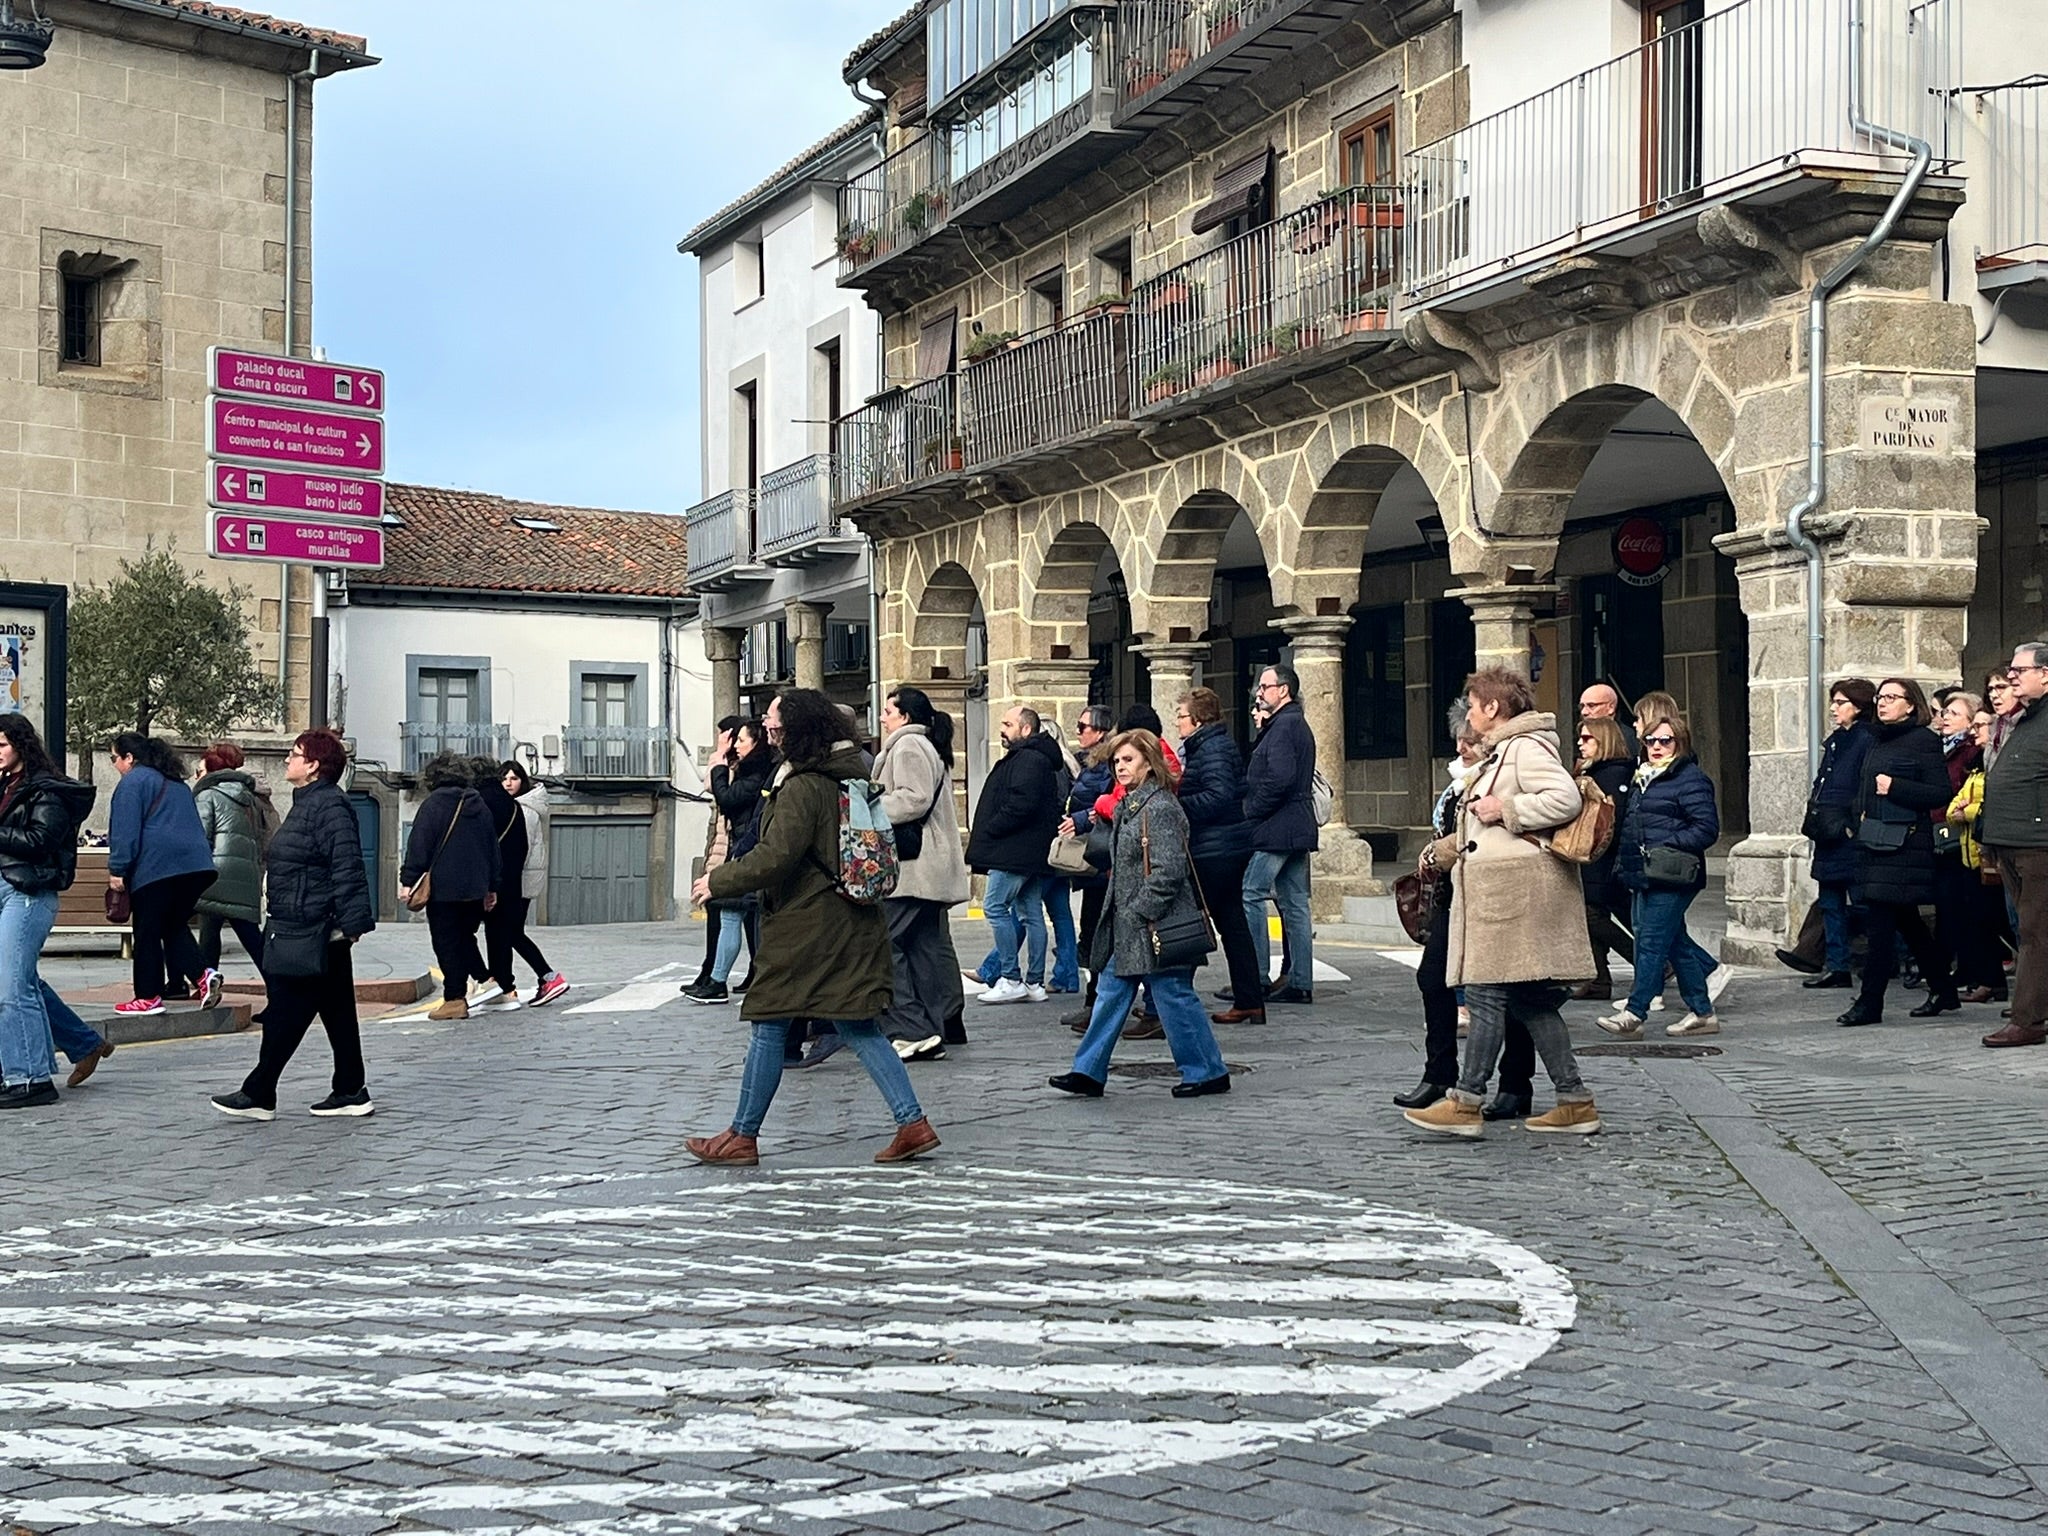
{"left": 685, "top": 1129, "right": 759, "bottom": 1166}
{"left": 874, "top": 1118, "right": 939, "bottom": 1163}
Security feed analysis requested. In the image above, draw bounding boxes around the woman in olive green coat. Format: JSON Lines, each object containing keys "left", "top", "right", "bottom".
{"left": 686, "top": 688, "right": 938, "bottom": 1168}
{"left": 193, "top": 742, "right": 274, "bottom": 979}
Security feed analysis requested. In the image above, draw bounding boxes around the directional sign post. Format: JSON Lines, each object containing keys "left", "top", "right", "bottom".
{"left": 208, "top": 512, "right": 385, "bottom": 569}
{"left": 209, "top": 464, "right": 384, "bottom": 523}
{"left": 209, "top": 347, "right": 385, "bottom": 414}
{"left": 208, "top": 397, "right": 385, "bottom": 475}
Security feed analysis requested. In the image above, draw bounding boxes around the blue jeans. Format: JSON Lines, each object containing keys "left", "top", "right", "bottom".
{"left": 1628, "top": 887, "right": 1714, "bottom": 1019}
{"left": 1043, "top": 881, "right": 1079, "bottom": 991}
{"left": 1816, "top": 881, "right": 1855, "bottom": 973}
{"left": 710, "top": 907, "right": 745, "bottom": 984}
{"left": 41, "top": 981, "right": 104, "bottom": 1065}
{"left": 1242, "top": 850, "right": 1312, "bottom": 991}
{"left": 1072, "top": 957, "right": 1228, "bottom": 1087}
{"left": 982, "top": 870, "right": 1046, "bottom": 985}
{"left": 0, "top": 884, "right": 59, "bottom": 1085}
{"left": 729, "top": 1018, "right": 924, "bottom": 1137}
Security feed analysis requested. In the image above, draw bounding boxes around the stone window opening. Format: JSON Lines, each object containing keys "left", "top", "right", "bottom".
{"left": 1092, "top": 238, "right": 1132, "bottom": 298}
{"left": 41, "top": 231, "right": 160, "bottom": 398}
{"left": 1026, "top": 267, "right": 1064, "bottom": 331}
{"left": 56, "top": 251, "right": 139, "bottom": 373}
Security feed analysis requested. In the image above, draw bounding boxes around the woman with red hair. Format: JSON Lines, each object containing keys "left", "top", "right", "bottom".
{"left": 192, "top": 740, "right": 275, "bottom": 990}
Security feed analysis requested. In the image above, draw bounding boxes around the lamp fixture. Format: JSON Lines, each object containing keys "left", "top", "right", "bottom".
{"left": 0, "top": 0, "right": 53, "bottom": 70}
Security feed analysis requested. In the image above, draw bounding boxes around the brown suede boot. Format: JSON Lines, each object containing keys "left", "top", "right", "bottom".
{"left": 685, "top": 1129, "right": 759, "bottom": 1166}
{"left": 874, "top": 1118, "right": 940, "bottom": 1163}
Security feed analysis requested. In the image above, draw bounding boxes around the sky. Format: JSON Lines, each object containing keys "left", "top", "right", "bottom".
{"left": 281, "top": 0, "right": 893, "bottom": 514}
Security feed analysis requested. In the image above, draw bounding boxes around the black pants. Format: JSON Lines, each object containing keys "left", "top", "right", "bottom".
{"left": 131, "top": 870, "right": 215, "bottom": 1000}
{"left": 426, "top": 900, "right": 488, "bottom": 1001}
{"left": 1585, "top": 891, "right": 1634, "bottom": 987}
{"left": 1935, "top": 859, "right": 2003, "bottom": 992}
{"left": 1417, "top": 893, "right": 1533, "bottom": 1096}
{"left": 484, "top": 895, "right": 551, "bottom": 990}
{"left": 1194, "top": 850, "right": 1265, "bottom": 1010}
{"left": 1857, "top": 899, "right": 1950, "bottom": 1008}
{"left": 1076, "top": 879, "right": 1107, "bottom": 1001}
{"left": 239, "top": 940, "right": 364, "bottom": 1110}
{"left": 878, "top": 897, "right": 964, "bottom": 1043}
{"left": 197, "top": 912, "right": 267, "bottom": 973}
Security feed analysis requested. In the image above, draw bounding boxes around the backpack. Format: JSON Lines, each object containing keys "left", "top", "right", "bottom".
{"left": 807, "top": 774, "right": 900, "bottom": 905}
{"left": 1310, "top": 768, "right": 1334, "bottom": 828}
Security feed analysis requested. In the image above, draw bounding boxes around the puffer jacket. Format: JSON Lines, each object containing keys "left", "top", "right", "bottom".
{"left": 876, "top": 724, "right": 970, "bottom": 906}
{"left": 0, "top": 772, "right": 96, "bottom": 894}
{"left": 263, "top": 778, "right": 374, "bottom": 938}
{"left": 711, "top": 749, "right": 775, "bottom": 862}
{"left": 194, "top": 770, "right": 266, "bottom": 921}
{"left": 400, "top": 786, "right": 499, "bottom": 904}
{"left": 1093, "top": 779, "right": 1208, "bottom": 980}
{"left": 1577, "top": 756, "right": 1634, "bottom": 909}
{"left": 966, "top": 731, "right": 1064, "bottom": 874}
{"left": 1948, "top": 769, "right": 1987, "bottom": 871}
{"left": 1854, "top": 719, "right": 1950, "bottom": 907}
{"left": 1616, "top": 756, "right": 1720, "bottom": 895}
{"left": 1176, "top": 723, "right": 1252, "bottom": 861}
{"left": 1807, "top": 723, "right": 1874, "bottom": 885}
{"left": 515, "top": 784, "right": 548, "bottom": 901}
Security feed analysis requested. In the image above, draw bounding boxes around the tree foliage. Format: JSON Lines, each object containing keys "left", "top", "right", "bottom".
{"left": 65, "top": 542, "right": 278, "bottom": 776}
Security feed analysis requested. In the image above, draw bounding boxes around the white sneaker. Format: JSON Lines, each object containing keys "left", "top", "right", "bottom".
{"left": 1706, "top": 965, "right": 1734, "bottom": 1001}
{"left": 1647, "top": 996, "right": 1666, "bottom": 1012}
{"left": 477, "top": 995, "right": 524, "bottom": 1013}
{"left": 1023, "top": 983, "right": 1049, "bottom": 1003}
{"left": 467, "top": 980, "right": 506, "bottom": 1007}
{"left": 1668, "top": 1012, "right": 1720, "bottom": 1037}
{"left": 1597, "top": 1010, "right": 1645, "bottom": 1038}
{"left": 978, "top": 978, "right": 1030, "bottom": 1005}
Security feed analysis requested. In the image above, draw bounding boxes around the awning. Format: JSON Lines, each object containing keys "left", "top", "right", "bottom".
{"left": 1191, "top": 146, "right": 1272, "bottom": 235}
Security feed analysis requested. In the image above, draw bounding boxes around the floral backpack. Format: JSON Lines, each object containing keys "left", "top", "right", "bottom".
{"left": 806, "top": 774, "right": 900, "bottom": 905}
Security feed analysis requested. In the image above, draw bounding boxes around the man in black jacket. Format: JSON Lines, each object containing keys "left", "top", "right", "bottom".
{"left": 1241, "top": 663, "right": 1319, "bottom": 1004}
{"left": 965, "top": 706, "right": 1063, "bottom": 1005}
{"left": 1982, "top": 641, "right": 2048, "bottom": 1048}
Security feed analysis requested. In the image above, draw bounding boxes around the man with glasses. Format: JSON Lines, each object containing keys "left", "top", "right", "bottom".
{"left": 1578, "top": 681, "right": 1638, "bottom": 756}
{"left": 1241, "top": 663, "right": 1318, "bottom": 1003}
{"left": 1980, "top": 642, "right": 2048, "bottom": 1048}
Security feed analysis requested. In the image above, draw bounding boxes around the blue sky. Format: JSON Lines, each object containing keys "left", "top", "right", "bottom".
{"left": 286, "top": 1, "right": 891, "bottom": 513}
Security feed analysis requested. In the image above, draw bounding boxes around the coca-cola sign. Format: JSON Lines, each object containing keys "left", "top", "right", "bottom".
{"left": 1612, "top": 516, "right": 1670, "bottom": 587}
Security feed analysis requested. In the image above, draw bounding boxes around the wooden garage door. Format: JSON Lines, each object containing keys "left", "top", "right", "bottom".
{"left": 547, "top": 818, "right": 651, "bottom": 925}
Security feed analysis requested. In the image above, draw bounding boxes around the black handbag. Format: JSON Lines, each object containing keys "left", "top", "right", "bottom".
{"left": 1083, "top": 816, "right": 1115, "bottom": 872}
{"left": 1801, "top": 801, "right": 1853, "bottom": 843}
{"left": 1140, "top": 807, "right": 1216, "bottom": 970}
{"left": 1639, "top": 845, "right": 1702, "bottom": 888}
{"left": 1931, "top": 822, "right": 1962, "bottom": 857}
{"left": 895, "top": 804, "right": 928, "bottom": 863}
{"left": 262, "top": 921, "right": 330, "bottom": 979}
{"left": 1856, "top": 816, "right": 1910, "bottom": 852}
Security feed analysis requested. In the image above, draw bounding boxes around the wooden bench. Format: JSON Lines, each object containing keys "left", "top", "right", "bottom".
{"left": 50, "top": 849, "right": 131, "bottom": 957}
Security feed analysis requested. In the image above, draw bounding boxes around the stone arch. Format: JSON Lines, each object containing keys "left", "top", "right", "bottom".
{"left": 1134, "top": 489, "right": 1245, "bottom": 640}
{"left": 1026, "top": 518, "right": 1118, "bottom": 653}
{"left": 1283, "top": 443, "right": 1429, "bottom": 614}
{"left": 906, "top": 559, "right": 982, "bottom": 677}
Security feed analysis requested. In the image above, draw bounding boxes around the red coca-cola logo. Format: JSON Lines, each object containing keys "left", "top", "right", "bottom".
{"left": 1613, "top": 517, "right": 1668, "bottom": 577}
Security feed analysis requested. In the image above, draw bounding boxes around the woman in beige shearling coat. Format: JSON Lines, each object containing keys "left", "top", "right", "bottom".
{"left": 1403, "top": 668, "right": 1603, "bottom": 1139}
{"left": 872, "top": 687, "right": 971, "bottom": 1061}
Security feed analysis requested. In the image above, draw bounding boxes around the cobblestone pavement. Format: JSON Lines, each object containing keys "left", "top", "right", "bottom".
{"left": 7, "top": 923, "right": 2048, "bottom": 1534}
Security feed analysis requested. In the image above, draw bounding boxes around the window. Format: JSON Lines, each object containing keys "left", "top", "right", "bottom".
{"left": 417, "top": 668, "right": 476, "bottom": 725}
{"left": 1339, "top": 108, "right": 1396, "bottom": 187}
{"left": 1642, "top": 0, "right": 1705, "bottom": 210}
{"left": 1027, "top": 267, "right": 1064, "bottom": 330}
{"left": 1429, "top": 599, "right": 1476, "bottom": 756}
{"left": 61, "top": 273, "right": 99, "bottom": 365}
{"left": 819, "top": 338, "right": 842, "bottom": 429}
{"left": 1094, "top": 238, "right": 1132, "bottom": 298}
{"left": 579, "top": 672, "right": 635, "bottom": 727}
{"left": 1344, "top": 605, "right": 1407, "bottom": 760}
{"left": 735, "top": 240, "right": 765, "bottom": 304}
{"left": 735, "top": 381, "right": 759, "bottom": 489}
{"left": 44, "top": 237, "right": 159, "bottom": 396}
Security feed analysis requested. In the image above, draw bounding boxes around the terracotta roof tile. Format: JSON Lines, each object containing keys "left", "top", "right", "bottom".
{"left": 372, "top": 485, "right": 691, "bottom": 600}
{"left": 843, "top": 0, "right": 924, "bottom": 81}
{"left": 116, "top": 0, "right": 370, "bottom": 56}
{"left": 679, "top": 109, "right": 880, "bottom": 253}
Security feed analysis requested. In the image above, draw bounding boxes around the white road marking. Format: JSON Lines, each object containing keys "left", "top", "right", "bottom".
{"left": 1376, "top": 948, "right": 1425, "bottom": 970}
{"left": 564, "top": 960, "right": 688, "bottom": 1013}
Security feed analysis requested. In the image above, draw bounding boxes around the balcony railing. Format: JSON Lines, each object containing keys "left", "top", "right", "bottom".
{"left": 562, "top": 724, "right": 669, "bottom": 780}
{"left": 685, "top": 488, "right": 751, "bottom": 587}
{"left": 832, "top": 375, "right": 959, "bottom": 507}
{"left": 1131, "top": 185, "right": 1403, "bottom": 408}
{"left": 837, "top": 132, "right": 952, "bottom": 281}
{"left": 1403, "top": 0, "right": 1958, "bottom": 299}
{"left": 1116, "top": 0, "right": 1286, "bottom": 104}
{"left": 959, "top": 304, "right": 1132, "bottom": 470}
{"left": 400, "top": 721, "right": 511, "bottom": 774}
{"left": 757, "top": 454, "right": 848, "bottom": 561}
{"left": 1980, "top": 79, "right": 2048, "bottom": 263}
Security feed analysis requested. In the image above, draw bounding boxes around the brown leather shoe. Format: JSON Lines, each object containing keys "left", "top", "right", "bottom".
{"left": 1124, "top": 1015, "right": 1166, "bottom": 1041}
{"left": 1982, "top": 1021, "right": 2047, "bottom": 1049}
{"left": 1210, "top": 1007, "right": 1266, "bottom": 1025}
{"left": 426, "top": 999, "right": 469, "bottom": 1021}
{"left": 875, "top": 1118, "right": 939, "bottom": 1163}
{"left": 1570, "top": 981, "right": 1613, "bottom": 1002}
{"left": 685, "top": 1130, "right": 759, "bottom": 1165}
{"left": 1961, "top": 986, "right": 2007, "bottom": 1005}
{"left": 66, "top": 1043, "right": 113, "bottom": 1088}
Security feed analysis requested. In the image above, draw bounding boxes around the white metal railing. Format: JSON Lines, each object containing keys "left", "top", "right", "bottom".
{"left": 1131, "top": 185, "right": 1403, "bottom": 407}
{"left": 837, "top": 132, "right": 952, "bottom": 280}
{"left": 1403, "top": 0, "right": 1959, "bottom": 298}
{"left": 1116, "top": 0, "right": 1285, "bottom": 103}
{"left": 1978, "top": 77, "right": 2048, "bottom": 261}
{"left": 685, "top": 489, "right": 750, "bottom": 584}
{"left": 959, "top": 305, "right": 1131, "bottom": 469}
{"left": 831, "top": 375, "right": 959, "bottom": 506}
{"left": 400, "top": 721, "right": 510, "bottom": 774}
{"left": 562, "top": 724, "right": 668, "bottom": 779}
{"left": 757, "top": 454, "right": 840, "bottom": 557}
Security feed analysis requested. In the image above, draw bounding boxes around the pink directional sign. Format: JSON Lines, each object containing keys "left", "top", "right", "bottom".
{"left": 209, "top": 398, "right": 385, "bottom": 474}
{"left": 209, "top": 462, "right": 383, "bottom": 521}
{"left": 209, "top": 347, "right": 384, "bottom": 414}
{"left": 209, "top": 512, "right": 384, "bottom": 569}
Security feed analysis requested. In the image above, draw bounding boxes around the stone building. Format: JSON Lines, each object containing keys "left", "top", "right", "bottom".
{"left": 804, "top": 0, "right": 2048, "bottom": 956}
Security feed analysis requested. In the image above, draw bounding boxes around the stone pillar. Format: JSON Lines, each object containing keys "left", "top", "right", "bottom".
{"left": 704, "top": 625, "right": 743, "bottom": 726}
{"left": 1448, "top": 585, "right": 1556, "bottom": 675}
{"left": 1285, "top": 616, "right": 1378, "bottom": 917}
{"left": 1135, "top": 642, "right": 1208, "bottom": 729}
{"left": 916, "top": 675, "right": 974, "bottom": 812}
{"left": 787, "top": 601, "right": 830, "bottom": 691}
{"left": 1010, "top": 657, "right": 1097, "bottom": 761}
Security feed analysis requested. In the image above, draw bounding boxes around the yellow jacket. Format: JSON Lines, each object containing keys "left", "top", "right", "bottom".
{"left": 1947, "top": 769, "right": 1986, "bottom": 870}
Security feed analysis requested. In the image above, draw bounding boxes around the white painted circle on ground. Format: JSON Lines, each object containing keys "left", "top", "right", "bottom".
{"left": 0, "top": 1166, "right": 1574, "bottom": 1532}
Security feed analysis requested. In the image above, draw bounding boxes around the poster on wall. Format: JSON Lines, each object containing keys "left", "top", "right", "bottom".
{"left": 0, "top": 583, "right": 67, "bottom": 753}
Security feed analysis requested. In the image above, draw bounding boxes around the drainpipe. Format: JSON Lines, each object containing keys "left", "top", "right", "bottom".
{"left": 283, "top": 47, "right": 320, "bottom": 727}
{"left": 1786, "top": 0, "right": 1932, "bottom": 779}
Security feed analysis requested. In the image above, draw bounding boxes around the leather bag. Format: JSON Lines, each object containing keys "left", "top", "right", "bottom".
{"left": 1140, "top": 806, "right": 1215, "bottom": 970}
{"left": 1083, "top": 816, "right": 1115, "bottom": 873}
{"left": 1047, "top": 831, "right": 1091, "bottom": 876}
{"left": 1393, "top": 870, "right": 1438, "bottom": 945}
{"left": 405, "top": 796, "right": 466, "bottom": 911}
{"left": 262, "top": 920, "right": 330, "bottom": 979}
{"left": 1801, "top": 801, "right": 1854, "bottom": 843}
{"left": 103, "top": 886, "right": 131, "bottom": 924}
{"left": 1856, "top": 815, "right": 1910, "bottom": 853}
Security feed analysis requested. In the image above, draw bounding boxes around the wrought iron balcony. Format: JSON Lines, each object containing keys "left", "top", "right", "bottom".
{"left": 1130, "top": 185, "right": 1403, "bottom": 411}
{"left": 959, "top": 303, "right": 1132, "bottom": 471}
{"left": 1115, "top": 0, "right": 1287, "bottom": 106}
{"left": 1979, "top": 78, "right": 2048, "bottom": 268}
{"left": 685, "top": 488, "right": 762, "bottom": 593}
{"left": 757, "top": 454, "right": 857, "bottom": 564}
{"left": 1402, "top": 0, "right": 1958, "bottom": 301}
{"left": 831, "top": 375, "right": 960, "bottom": 508}
{"left": 400, "top": 721, "right": 511, "bottom": 774}
{"left": 837, "top": 132, "right": 953, "bottom": 282}
{"left": 561, "top": 724, "right": 669, "bottom": 780}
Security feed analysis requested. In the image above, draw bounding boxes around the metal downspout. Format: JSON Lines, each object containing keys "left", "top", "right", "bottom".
{"left": 1786, "top": 0, "right": 1933, "bottom": 778}
{"left": 281, "top": 47, "right": 320, "bottom": 727}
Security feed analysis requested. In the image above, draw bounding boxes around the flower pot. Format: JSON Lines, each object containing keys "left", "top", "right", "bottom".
{"left": 1166, "top": 45, "right": 1190, "bottom": 70}
{"left": 1152, "top": 281, "right": 1192, "bottom": 311}
{"left": 1193, "top": 359, "right": 1240, "bottom": 386}
{"left": 947, "top": 448, "right": 964, "bottom": 471}
{"left": 1292, "top": 218, "right": 1336, "bottom": 255}
{"left": 1146, "top": 381, "right": 1179, "bottom": 404}
{"left": 1131, "top": 70, "right": 1166, "bottom": 95}
{"left": 1343, "top": 308, "right": 1388, "bottom": 334}
{"left": 1355, "top": 203, "right": 1405, "bottom": 229}
{"left": 1208, "top": 18, "right": 1240, "bottom": 46}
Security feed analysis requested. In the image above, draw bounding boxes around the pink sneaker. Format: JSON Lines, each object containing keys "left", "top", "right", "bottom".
{"left": 197, "top": 969, "right": 223, "bottom": 1008}
{"left": 530, "top": 973, "right": 570, "bottom": 1008}
{"left": 114, "top": 997, "right": 164, "bottom": 1017}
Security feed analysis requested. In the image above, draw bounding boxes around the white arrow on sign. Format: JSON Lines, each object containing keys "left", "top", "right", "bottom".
{"left": 221, "top": 522, "right": 242, "bottom": 549}
{"left": 221, "top": 471, "right": 242, "bottom": 498}
{"left": 357, "top": 376, "right": 378, "bottom": 408}
{"left": 355, "top": 434, "right": 373, "bottom": 459}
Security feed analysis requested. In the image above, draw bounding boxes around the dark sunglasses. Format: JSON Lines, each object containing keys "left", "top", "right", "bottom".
{"left": 1644, "top": 734, "right": 1677, "bottom": 747}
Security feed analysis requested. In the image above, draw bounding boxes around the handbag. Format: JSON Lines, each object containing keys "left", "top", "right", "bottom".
{"left": 1140, "top": 806, "right": 1216, "bottom": 970}
{"left": 1639, "top": 845, "right": 1703, "bottom": 888}
{"left": 1083, "top": 816, "right": 1115, "bottom": 872}
{"left": 1047, "top": 831, "right": 1091, "bottom": 876}
{"left": 1393, "top": 869, "right": 1438, "bottom": 944}
{"left": 1931, "top": 822, "right": 1963, "bottom": 857}
{"left": 1856, "top": 816, "right": 1910, "bottom": 852}
{"left": 262, "top": 920, "right": 330, "bottom": 979}
{"left": 405, "top": 794, "right": 467, "bottom": 911}
{"left": 1801, "top": 801, "right": 1854, "bottom": 843}
{"left": 1495, "top": 741, "right": 1614, "bottom": 866}
{"left": 106, "top": 777, "right": 171, "bottom": 925}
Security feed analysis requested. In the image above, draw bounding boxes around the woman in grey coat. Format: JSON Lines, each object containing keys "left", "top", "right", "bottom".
{"left": 1050, "top": 729, "right": 1231, "bottom": 1099}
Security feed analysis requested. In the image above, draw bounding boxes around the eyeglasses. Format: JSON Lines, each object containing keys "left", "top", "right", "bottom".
{"left": 1255, "top": 679, "right": 1282, "bottom": 693}
{"left": 1575, "top": 733, "right": 1594, "bottom": 743}
{"left": 1643, "top": 734, "right": 1677, "bottom": 747}
{"left": 2009, "top": 664, "right": 2046, "bottom": 678}
{"left": 1876, "top": 691, "right": 1910, "bottom": 703}
{"left": 286, "top": 748, "right": 307, "bottom": 761}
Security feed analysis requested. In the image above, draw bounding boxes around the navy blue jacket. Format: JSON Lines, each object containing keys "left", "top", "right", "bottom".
{"left": 1807, "top": 724, "right": 1873, "bottom": 885}
{"left": 1616, "top": 756, "right": 1720, "bottom": 893}
{"left": 1177, "top": 723, "right": 1252, "bottom": 860}
{"left": 1853, "top": 720, "right": 1949, "bottom": 908}
{"left": 1243, "top": 701, "right": 1319, "bottom": 853}
{"left": 107, "top": 764, "right": 217, "bottom": 891}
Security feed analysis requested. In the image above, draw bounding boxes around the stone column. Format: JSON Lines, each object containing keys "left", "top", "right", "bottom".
{"left": 1286, "top": 616, "right": 1377, "bottom": 917}
{"left": 916, "top": 675, "right": 974, "bottom": 812}
{"left": 787, "top": 601, "right": 830, "bottom": 691}
{"left": 1010, "top": 657, "right": 1097, "bottom": 761}
{"left": 704, "top": 625, "right": 743, "bottom": 726}
{"left": 1448, "top": 585, "right": 1556, "bottom": 675}
{"left": 1135, "top": 641, "right": 1208, "bottom": 728}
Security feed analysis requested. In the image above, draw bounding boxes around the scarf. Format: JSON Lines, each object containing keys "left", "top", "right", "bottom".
{"left": 1633, "top": 756, "right": 1674, "bottom": 792}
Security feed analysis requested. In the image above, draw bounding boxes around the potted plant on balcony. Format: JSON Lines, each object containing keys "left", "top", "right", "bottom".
{"left": 1192, "top": 343, "right": 1242, "bottom": 386}
{"left": 963, "top": 328, "right": 1018, "bottom": 364}
{"left": 1147, "top": 274, "right": 1203, "bottom": 313}
{"left": 903, "top": 188, "right": 943, "bottom": 233}
{"left": 1337, "top": 290, "right": 1389, "bottom": 335}
{"left": 837, "top": 222, "right": 877, "bottom": 264}
{"left": 1141, "top": 364, "right": 1188, "bottom": 404}
{"left": 1079, "top": 291, "right": 1131, "bottom": 319}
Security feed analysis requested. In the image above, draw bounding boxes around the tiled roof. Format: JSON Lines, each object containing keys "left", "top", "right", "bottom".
{"left": 114, "top": 1, "right": 370, "bottom": 56}
{"left": 678, "top": 109, "right": 880, "bottom": 253}
{"left": 371, "top": 485, "right": 692, "bottom": 600}
{"left": 843, "top": 1, "right": 924, "bottom": 81}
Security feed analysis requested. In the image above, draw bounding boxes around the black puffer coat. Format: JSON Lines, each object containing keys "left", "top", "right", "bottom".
{"left": 712, "top": 748, "right": 775, "bottom": 861}
{"left": 1853, "top": 720, "right": 1950, "bottom": 908}
{"left": 966, "top": 731, "right": 1063, "bottom": 874}
{"left": 1807, "top": 724, "right": 1873, "bottom": 885}
{"left": 0, "top": 772, "right": 95, "bottom": 894}
{"left": 1577, "top": 757, "right": 1634, "bottom": 909}
{"left": 400, "top": 786, "right": 500, "bottom": 904}
{"left": 1616, "top": 756, "right": 1720, "bottom": 894}
{"left": 1177, "top": 723, "right": 1251, "bottom": 860}
{"left": 265, "top": 778, "right": 375, "bottom": 938}
{"left": 472, "top": 779, "right": 527, "bottom": 901}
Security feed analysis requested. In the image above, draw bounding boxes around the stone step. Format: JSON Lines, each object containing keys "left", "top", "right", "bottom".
{"left": 222, "top": 973, "right": 433, "bottom": 1005}
{"left": 89, "top": 1003, "right": 254, "bottom": 1045}
{"left": 1332, "top": 894, "right": 1412, "bottom": 946}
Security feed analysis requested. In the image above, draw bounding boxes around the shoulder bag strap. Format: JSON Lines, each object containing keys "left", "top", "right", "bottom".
{"left": 426, "top": 793, "right": 464, "bottom": 875}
